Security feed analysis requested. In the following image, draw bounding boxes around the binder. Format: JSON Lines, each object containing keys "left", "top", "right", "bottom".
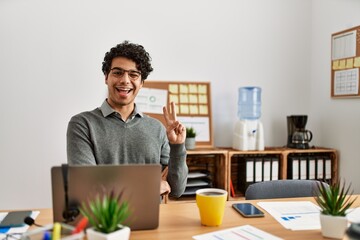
{"left": 289, "top": 156, "right": 300, "bottom": 180}
{"left": 316, "top": 157, "right": 324, "bottom": 180}
{"left": 308, "top": 157, "right": 316, "bottom": 180}
{"left": 255, "top": 158, "right": 263, "bottom": 182}
{"left": 237, "top": 157, "right": 255, "bottom": 194}
{"left": 300, "top": 158, "right": 307, "bottom": 180}
{"left": 325, "top": 157, "right": 332, "bottom": 180}
{"left": 263, "top": 158, "right": 271, "bottom": 181}
{"left": 271, "top": 158, "right": 279, "bottom": 180}
{"left": 246, "top": 158, "right": 254, "bottom": 182}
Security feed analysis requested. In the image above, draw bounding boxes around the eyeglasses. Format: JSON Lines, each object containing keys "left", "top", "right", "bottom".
{"left": 110, "top": 67, "right": 142, "bottom": 81}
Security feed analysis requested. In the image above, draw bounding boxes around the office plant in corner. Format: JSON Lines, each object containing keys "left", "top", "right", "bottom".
{"left": 315, "top": 180, "right": 357, "bottom": 239}
{"left": 185, "top": 127, "right": 196, "bottom": 150}
{"left": 80, "top": 189, "right": 131, "bottom": 240}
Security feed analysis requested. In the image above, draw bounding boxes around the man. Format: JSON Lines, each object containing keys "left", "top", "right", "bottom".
{"left": 66, "top": 41, "right": 188, "bottom": 198}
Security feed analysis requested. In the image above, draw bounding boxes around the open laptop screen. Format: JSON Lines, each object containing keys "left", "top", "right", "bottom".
{"left": 51, "top": 164, "right": 161, "bottom": 230}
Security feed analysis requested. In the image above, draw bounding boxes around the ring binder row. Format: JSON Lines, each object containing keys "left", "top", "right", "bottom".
{"left": 236, "top": 155, "right": 281, "bottom": 194}
{"left": 287, "top": 154, "right": 332, "bottom": 182}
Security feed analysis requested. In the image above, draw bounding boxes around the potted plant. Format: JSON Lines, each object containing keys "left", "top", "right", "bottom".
{"left": 315, "top": 180, "right": 357, "bottom": 239}
{"left": 80, "top": 189, "right": 131, "bottom": 240}
{"left": 185, "top": 127, "right": 196, "bottom": 150}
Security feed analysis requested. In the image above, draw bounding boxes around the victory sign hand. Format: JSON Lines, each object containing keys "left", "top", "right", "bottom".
{"left": 163, "top": 102, "right": 186, "bottom": 144}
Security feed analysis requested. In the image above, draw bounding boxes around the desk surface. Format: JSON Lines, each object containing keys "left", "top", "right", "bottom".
{"left": 26, "top": 196, "right": 360, "bottom": 240}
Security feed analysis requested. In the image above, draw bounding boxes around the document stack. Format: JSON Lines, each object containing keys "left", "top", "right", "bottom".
{"left": 181, "top": 170, "right": 212, "bottom": 197}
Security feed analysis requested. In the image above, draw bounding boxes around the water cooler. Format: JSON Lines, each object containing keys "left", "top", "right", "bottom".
{"left": 232, "top": 86, "right": 264, "bottom": 151}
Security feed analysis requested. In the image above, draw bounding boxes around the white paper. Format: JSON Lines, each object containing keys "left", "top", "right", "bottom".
{"left": 178, "top": 116, "right": 210, "bottom": 142}
{"left": 187, "top": 179, "right": 210, "bottom": 187}
{"left": 257, "top": 201, "right": 321, "bottom": 231}
{"left": 332, "top": 30, "right": 357, "bottom": 60}
{"left": 136, "top": 88, "right": 168, "bottom": 114}
{"left": 347, "top": 207, "right": 360, "bottom": 223}
{"left": 334, "top": 68, "right": 359, "bottom": 95}
{"left": 188, "top": 171, "right": 209, "bottom": 179}
{"left": 193, "top": 225, "right": 283, "bottom": 240}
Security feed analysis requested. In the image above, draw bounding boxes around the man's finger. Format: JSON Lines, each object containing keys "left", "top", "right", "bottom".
{"left": 171, "top": 102, "right": 177, "bottom": 120}
{"left": 163, "top": 106, "right": 171, "bottom": 124}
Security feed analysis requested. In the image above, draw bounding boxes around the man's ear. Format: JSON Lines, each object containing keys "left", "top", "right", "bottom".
{"left": 105, "top": 74, "right": 108, "bottom": 84}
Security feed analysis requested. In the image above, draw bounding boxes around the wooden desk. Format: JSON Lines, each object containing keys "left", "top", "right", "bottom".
{"left": 30, "top": 196, "right": 360, "bottom": 240}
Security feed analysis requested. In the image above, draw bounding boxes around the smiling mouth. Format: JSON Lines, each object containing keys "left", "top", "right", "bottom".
{"left": 116, "top": 87, "right": 133, "bottom": 94}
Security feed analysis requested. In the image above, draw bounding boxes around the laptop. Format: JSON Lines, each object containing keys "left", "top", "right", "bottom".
{"left": 51, "top": 164, "right": 161, "bottom": 230}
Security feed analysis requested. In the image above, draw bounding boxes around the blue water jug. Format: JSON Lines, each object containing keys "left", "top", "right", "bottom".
{"left": 238, "top": 87, "right": 261, "bottom": 120}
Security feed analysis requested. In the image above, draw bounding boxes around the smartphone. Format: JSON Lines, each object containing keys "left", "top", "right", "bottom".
{"left": 0, "top": 211, "right": 32, "bottom": 228}
{"left": 232, "top": 203, "right": 264, "bottom": 218}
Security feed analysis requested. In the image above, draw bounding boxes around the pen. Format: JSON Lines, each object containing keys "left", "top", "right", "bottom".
{"left": 52, "top": 222, "right": 61, "bottom": 240}
{"left": 72, "top": 217, "right": 88, "bottom": 234}
{"left": 42, "top": 230, "right": 51, "bottom": 240}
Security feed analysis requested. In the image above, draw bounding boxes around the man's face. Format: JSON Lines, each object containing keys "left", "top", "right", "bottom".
{"left": 105, "top": 57, "right": 143, "bottom": 109}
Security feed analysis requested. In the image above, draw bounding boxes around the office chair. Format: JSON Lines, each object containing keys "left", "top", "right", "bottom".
{"left": 245, "top": 179, "right": 327, "bottom": 200}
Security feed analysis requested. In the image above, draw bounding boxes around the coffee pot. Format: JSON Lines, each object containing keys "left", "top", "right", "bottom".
{"left": 287, "top": 115, "right": 313, "bottom": 149}
{"left": 292, "top": 130, "right": 312, "bottom": 145}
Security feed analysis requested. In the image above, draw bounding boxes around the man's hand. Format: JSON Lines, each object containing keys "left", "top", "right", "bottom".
{"left": 160, "top": 167, "right": 171, "bottom": 196}
{"left": 163, "top": 102, "right": 186, "bottom": 144}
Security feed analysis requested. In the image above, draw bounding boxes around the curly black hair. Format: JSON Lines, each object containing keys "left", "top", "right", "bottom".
{"left": 102, "top": 41, "right": 153, "bottom": 80}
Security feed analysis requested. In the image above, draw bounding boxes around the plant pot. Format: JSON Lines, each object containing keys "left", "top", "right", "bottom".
{"left": 185, "top": 137, "right": 196, "bottom": 150}
{"left": 320, "top": 213, "right": 348, "bottom": 239}
{"left": 86, "top": 226, "right": 130, "bottom": 240}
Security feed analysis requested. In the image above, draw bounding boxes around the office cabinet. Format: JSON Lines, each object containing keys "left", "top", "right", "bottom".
{"left": 228, "top": 148, "right": 284, "bottom": 200}
{"left": 169, "top": 147, "right": 338, "bottom": 202}
{"left": 283, "top": 148, "right": 338, "bottom": 183}
{"left": 169, "top": 148, "right": 228, "bottom": 202}
{"left": 228, "top": 147, "right": 338, "bottom": 200}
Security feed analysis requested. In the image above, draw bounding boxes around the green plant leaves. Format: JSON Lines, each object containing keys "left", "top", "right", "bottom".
{"left": 186, "top": 127, "right": 196, "bottom": 138}
{"left": 79, "top": 189, "right": 130, "bottom": 234}
{"left": 315, "top": 180, "right": 357, "bottom": 216}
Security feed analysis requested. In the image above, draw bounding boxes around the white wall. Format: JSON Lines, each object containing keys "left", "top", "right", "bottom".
{"left": 311, "top": 0, "right": 360, "bottom": 194}
{"left": 0, "top": 0, "right": 358, "bottom": 210}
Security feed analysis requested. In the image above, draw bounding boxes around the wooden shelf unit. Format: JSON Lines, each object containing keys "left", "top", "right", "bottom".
{"left": 169, "top": 148, "right": 228, "bottom": 202}
{"left": 227, "top": 147, "right": 338, "bottom": 200}
{"left": 282, "top": 147, "right": 338, "bottom": 184}
{"left": 169, "top": 147, "right": 338, "bottom": 202}
{"left": 228, "top": 147, "right": 284, "bottom": 200}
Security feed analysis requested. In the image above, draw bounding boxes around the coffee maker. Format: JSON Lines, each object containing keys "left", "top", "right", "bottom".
{"left": 287, "top": 115, "right": 313, "bottom": 149}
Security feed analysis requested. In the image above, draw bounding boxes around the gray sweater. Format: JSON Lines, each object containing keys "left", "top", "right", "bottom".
{"left": 67, "top": 100, "right": 188, "bottom": 198}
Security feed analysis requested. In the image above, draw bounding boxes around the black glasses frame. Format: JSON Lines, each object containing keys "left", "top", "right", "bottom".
{"left": 109, "top": 67, "right": 142, "bottom": 81}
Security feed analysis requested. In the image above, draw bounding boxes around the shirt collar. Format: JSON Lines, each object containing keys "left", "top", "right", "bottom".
{"left": 100, "top": 100, "right": 144, "bottom": 118}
